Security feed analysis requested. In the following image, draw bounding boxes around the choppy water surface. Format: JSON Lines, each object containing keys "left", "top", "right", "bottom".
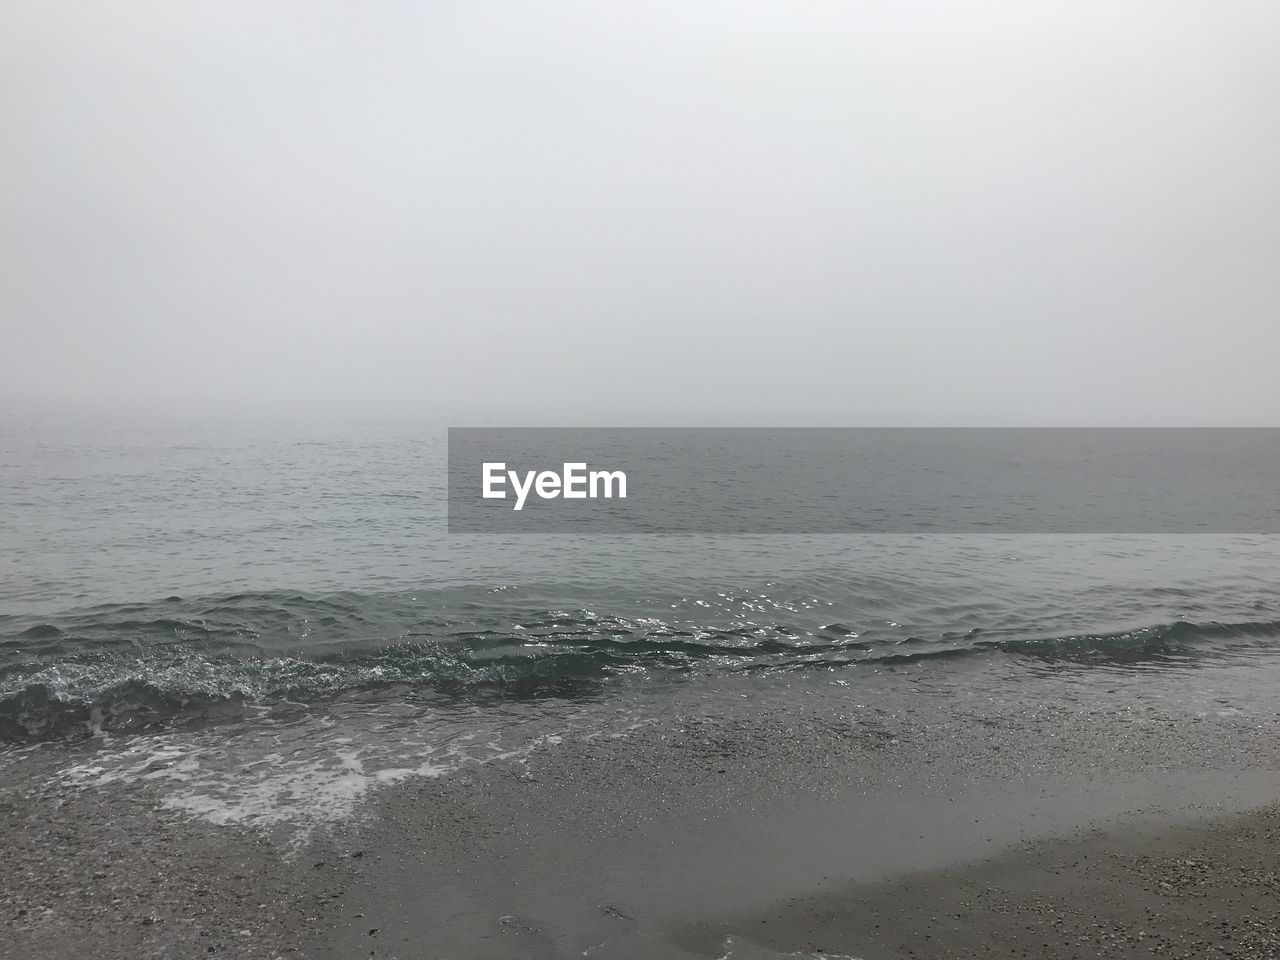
{"left": 3, "top": 415, "right": 1280, "bottom": 828}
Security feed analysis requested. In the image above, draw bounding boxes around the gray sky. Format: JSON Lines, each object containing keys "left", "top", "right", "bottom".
{"left": 2, "top": 1, "right": 1278, "bottom": 425}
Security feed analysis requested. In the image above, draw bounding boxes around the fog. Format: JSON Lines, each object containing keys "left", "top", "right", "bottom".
{"left": 2, "top": 1, "right": 1278, "bottom": 425}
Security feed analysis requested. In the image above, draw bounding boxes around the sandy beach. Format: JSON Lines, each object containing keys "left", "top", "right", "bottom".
{"left": 4, "top": 689, "right": 1278, "bottom": 960}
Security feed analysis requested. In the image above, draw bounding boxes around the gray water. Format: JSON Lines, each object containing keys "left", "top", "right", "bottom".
{"left": 3, "top": 414, "right": 1279, "bottom": 828}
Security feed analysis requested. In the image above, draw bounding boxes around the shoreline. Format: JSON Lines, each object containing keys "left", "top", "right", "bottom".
{"left": 4, "top": 686, "right": 1278, "bottom": 960}
{"left": 317, "top": 711, "right": 1280, "bottom": 960}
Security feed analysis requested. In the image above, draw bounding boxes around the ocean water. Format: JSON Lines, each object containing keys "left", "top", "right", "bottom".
{"left": 4, "top": 415, "right": 1280, "bottom": 829}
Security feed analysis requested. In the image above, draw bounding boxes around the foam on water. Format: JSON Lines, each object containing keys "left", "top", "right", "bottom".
{"left": 40, "top": 700, "right": 657, "bottom": 843}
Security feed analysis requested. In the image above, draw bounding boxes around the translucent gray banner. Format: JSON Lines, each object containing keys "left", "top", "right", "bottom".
{"left": 447, "top": 428, "right": 1279, "bottom": 533}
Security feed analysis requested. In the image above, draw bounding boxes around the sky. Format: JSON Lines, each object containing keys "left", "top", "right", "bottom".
{"left": 2, "top": 1, "right": 1278, "bottom": 425}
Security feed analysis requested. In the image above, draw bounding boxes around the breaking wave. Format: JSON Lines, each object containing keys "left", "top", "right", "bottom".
{"left": 3, "top": 590, "right": 1279, "bottom": 741}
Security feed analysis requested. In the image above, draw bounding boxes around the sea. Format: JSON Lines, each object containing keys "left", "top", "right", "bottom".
{"left": 3, "top": 414, "right": 1280, "bottom": 833}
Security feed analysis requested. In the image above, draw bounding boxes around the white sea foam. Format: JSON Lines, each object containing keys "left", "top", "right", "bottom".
{"left": 45, "top": 702, "right": 658, "bottom": 843}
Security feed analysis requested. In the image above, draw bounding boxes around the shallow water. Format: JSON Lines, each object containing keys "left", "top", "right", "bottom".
{"left": 4, "top": 415, "right": 1280, "bottom": 828}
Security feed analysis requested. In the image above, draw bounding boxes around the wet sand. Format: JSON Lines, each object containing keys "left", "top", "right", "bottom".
{"left": 3, "top": 698, "right": 1279, "bottom": 959}
{"left": 685, "top": 804, "right": 1280, "bottom": 959}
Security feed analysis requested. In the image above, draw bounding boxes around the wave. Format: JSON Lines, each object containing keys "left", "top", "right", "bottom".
{"left": 2, "top": 591, "right": 1279, "bottom": 741}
